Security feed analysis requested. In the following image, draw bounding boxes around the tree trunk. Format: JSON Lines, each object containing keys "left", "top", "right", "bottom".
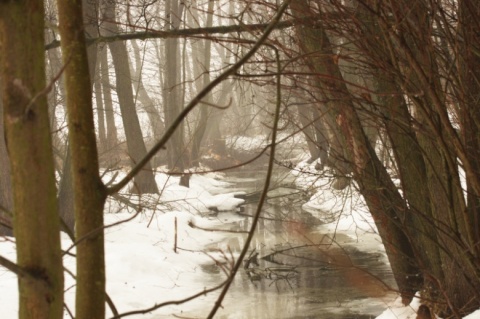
{"left": 458, "top": 0, "right": 480, "bottom": 259}
{"left": 102, "top": 0, "right": 159, "bottom": 193}
{"left": 56, "top": 0, "right": 99, "bottom": 233}
{"left": 296, "top": 103, "right": 322, "bottom": 163}
{"left": 99, "top": 46, "right": 119, "bottom": 158}
{"left": 311, "top": 105, "right": 330, "bottom": 168}
{"left": 57, "top": 146, "right": 75, "bottom": 231}
{"left": 291, "top": 0, "right": 422, "bottom": 301}
{"left": 163, "top": 0, "right": 187, "bottom": 173}
{"left": 57, "top": 0, "right": 107, "bottom": 318}
{"left": 0, "top": 1, "right": 64, "bottom": 317}
{"left": 386, "top": 0, "right": 480, "bottom": 313}
{"left": 0, "top": 86, "right": 13, "bottom": 236}
{"left": 354, "top": 2, "right": 445, "bottom": 289}
{"left": 190, "top": 0, "right": 214, "bottom": 167}
{"left": 130, "top": 40, "right": 165, "bottom": 141}
{"left": 94, "top": 73, "right": 107, "bottom": 153}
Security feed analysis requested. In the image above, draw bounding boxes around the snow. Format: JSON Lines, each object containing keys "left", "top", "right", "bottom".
{"left": 291, "top": 160, "right": 480, "bottom": 319}
{"left": 376, "top": 294, "right": 480, "bottom": 319}
{"left": 0, "top": 170, "right": 246, "bottom": 318}
{"left": 292, "top": 160, "right": 377, "bottom": 236}
{"left": 1, "top": 162, "right": 480, "bottom": 318}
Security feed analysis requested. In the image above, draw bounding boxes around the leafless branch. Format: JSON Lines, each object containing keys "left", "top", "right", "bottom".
{"left": 107, "top": 0, "right": 290, "bottom": 195}
{"left": 188, "top": 220, "right": 249, "bottom": 233}
{"left": 108, "top": 281, "right": 228, "bottom": 319}
{"left": 206, "top": 1, "right": 288, "bottom": 316}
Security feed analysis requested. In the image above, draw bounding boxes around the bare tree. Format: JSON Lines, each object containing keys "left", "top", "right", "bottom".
{"left": 101, "top": 0, "right": 159, "bottom": 193}
{"left": 163, "top": 0, "right": 188, "bottom": 173}
{"left": 0, "top": 0, "right": 64, "bottom": 317}
{"left": 286, "top": 0, "right": 480, "bottom": 315}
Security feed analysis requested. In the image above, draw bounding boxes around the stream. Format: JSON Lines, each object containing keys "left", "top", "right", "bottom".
{"left": 185, "top": 169, "right": 397, "bottom": 318}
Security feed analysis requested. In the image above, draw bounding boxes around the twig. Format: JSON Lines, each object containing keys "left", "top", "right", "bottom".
{"left": 108, "top": 281, "right": 227, "bottom": 319}
{"left": 0, "top": 254, "right": 31, "bottom": 279}
{"left": 45, "top": 15, "right": 337, "bottom": 50}
{"left": 106, "top": 0, "right": 289, "bottom": 195}
{"left": 24, "top": 54, "right": 70, "bottom": 116}
{"left": 174, "top": 217, "right": 177, "bottom": 253}
{"left": 188, "top": 221, "right": 249, "bottom": 233}
{"left": 63, "top": 209, "right": 142, "bottom": 256}
{"left": 206, "top": 2, "right": 288, "bottom": 316}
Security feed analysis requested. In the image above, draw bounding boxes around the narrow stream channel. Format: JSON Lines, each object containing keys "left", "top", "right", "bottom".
{"left": 185, "top": 169, "right": 397, "bottom": 318}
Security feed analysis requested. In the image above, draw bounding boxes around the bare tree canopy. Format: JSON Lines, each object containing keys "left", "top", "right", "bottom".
{"left": 1, "top": 0, "right": 480, "bottom": 318}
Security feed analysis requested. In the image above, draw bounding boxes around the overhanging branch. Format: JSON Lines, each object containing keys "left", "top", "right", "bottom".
{"left": 45, "top": 13, "right": 347, "bottom": 50}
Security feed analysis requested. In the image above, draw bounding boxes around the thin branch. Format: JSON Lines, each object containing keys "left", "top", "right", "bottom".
{"left": 199, "top": 97, "right": 232, "bottom": 109}
{"left": 0, "top": 254, "right": 32, "bottom": 279}
{"left": 206, "top": 1, "right": 288, "bottom": 316}
{"left": 188, "top": 220, "right": 249, "bottom": 233}
{"left": 63, "top": 208, "right": 143, "bottom": 256}
{"left": 24, "top": 54, "right": 70, "bottom": 115}
{"left": 107, "top": 0, "right": 289, "bottom": 195}
{"left": 45, "top": 14, "right": 347, "bottom": 50}
{"left": 108, "top": 281, "right": 227, "bottom": 319}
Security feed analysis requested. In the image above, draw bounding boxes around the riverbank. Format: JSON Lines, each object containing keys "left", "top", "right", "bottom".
{"left": 1, "top": 166, "right": 479, "bottom": 318}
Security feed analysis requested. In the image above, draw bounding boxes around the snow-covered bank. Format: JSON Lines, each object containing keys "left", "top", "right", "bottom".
{"left": 1, "top": 163, "right": 480, "bottom": 318}
{"left": 0, "top": 170, "right": 247, "bottom": 318}
{"left": 376, "top": 295, "right": 480, "bottom": 319}
{"left": 291, "top": 160, "right": 480, "bottom": 319}
{"left": 291, "top": 161, "right": 376, "bottom": 236}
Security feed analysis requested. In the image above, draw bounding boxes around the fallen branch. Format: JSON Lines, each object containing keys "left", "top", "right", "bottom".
{"left": 188, "top": 220, "right": 248, "bottom": 233}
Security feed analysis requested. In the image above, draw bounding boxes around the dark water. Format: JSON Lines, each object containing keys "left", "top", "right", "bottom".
{"left": 188, "top": 170, "right": 396, "bottom": 318}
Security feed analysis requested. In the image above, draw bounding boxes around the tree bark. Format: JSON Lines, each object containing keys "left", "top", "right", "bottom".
{"left": 57, "top": 0, "right": 100, "bottom": 233}
{"left": 0, "top": 1, "right": 64, "bottom": 317}
{"left": 353, "top": 2, "right": 445, "bottom": 290}
{"left": 458, "top": 0, "right": 480, "bottom": 259}
{"left": 296, "top": 102, "right": 322, "bottom": 163}
{"left": 57, "top": 0, "right": 107, "bottom": 318}
{"left": 0, "top": 92, "right": 13, "bottom": 236}
{"left": 385, "top": 0, "right": 480, "bottom": 312}
{"left": 291, "top": 0, "right": 422, "bottom": 301}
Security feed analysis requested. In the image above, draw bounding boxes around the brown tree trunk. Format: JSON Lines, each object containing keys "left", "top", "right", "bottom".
{"left": 99, "top": 46, "right": 119, "bottom": 157}
{"left": 190, "top": 0, "right": 214, "bottom": 168}
{"left": 458, "top": 0, "right": 480, "bottom": 259}
{"left": 354, "top": 2, "right": 445, "bottom": 290}
{"left": 102, "top": 0, "right": 159, "bottom": 193}
{"left": 57, "top": 0, "right": 99, "bottom": 233}
{"left": 296, "top": 103, "right": 322, "bottom": 163}
{"left": 291, "top": 0, "right": 422, "bottom": 301}
{"left": 130, "top": 40, "right": 165, "bottom": 141}
{"left": 0, "top": 1, "right": 64, "bottom": 317}
{"left": 163, "top": 0, "right": 187, "bottom": 173}
{"left": 0, "top": 86, "right": 13, "bottom": 236}
{"left": 57, "top": 146, "right": 75, "bottom": 231}
{"left": 57, "top": 0, "right": 107, "bottom": 318}
{"left": 386, "top": 0, "right": 480, "bottom": 313}
{"left": 311, "top": 106, "right": 330, "bottom": 168}
{"left": 94, "top": 73, "right": 107, "bottom": 153}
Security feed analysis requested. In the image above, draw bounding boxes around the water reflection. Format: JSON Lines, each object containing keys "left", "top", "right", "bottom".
{"left": 192, "top": 200, "right": 396, "bottom": 319}
{"left": 180, "top": 170, "right": 396, "bottom": 318}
